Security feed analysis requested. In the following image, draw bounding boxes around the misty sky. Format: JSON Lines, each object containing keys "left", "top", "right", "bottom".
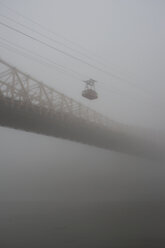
{"left": 0, "top": 0, "right": 165, "bottom": 128}
{"left": 0, "top": 127, "right": 165, "bottom": 202}
{"left": 0, "top": 0, "right": 165, "bottom": 203}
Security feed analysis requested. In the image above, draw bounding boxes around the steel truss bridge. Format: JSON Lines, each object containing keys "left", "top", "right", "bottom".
{"left": 0, "top": 59, "right": 163, "bottom": 159}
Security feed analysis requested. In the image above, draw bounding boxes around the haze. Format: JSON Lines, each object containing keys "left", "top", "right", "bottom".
{"left": 0, "top": 0, "right": 165, "bottom": 247}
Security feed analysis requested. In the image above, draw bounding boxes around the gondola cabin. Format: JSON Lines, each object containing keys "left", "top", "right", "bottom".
{"left": 82, "top": 79, "right": 98, "bottom": 100}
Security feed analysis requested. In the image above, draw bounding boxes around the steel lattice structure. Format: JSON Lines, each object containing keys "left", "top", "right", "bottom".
{"left": 0, "top": 59, "right": 114, "bottom": 127}
{"left": 0, "top": 58, "right": 163, "bottom": 159}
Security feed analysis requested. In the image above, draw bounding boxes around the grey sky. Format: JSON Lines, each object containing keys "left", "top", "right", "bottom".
{"left": 0, "top": 127, "right": 164, "bottom": 202}
{"left": 0, "top": 0, "right": 165, "bottom": 128}
{"left": 0, "top": 0, "right": 165, "bottom": 203}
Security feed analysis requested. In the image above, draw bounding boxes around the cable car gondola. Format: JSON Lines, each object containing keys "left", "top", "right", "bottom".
{"left": 82, "top": 79, "right": 98, "bottom": 100}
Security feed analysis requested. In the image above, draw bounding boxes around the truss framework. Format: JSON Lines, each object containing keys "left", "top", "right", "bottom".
{"left": 0, "top": 58, "right": 117, "bottom": 128}
{"left": 0, "top": 59, "right": 164, "bottom": 159}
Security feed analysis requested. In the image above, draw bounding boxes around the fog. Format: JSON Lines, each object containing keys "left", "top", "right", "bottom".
{"left": 0, "top": 0, "right": 164, "bottom": 201}
{"left": 1, "top": 0, "right": 165, "bottom": 128}
{"left": 0, "top": 126, "right": 165, "bottom": 203}
{"left": 0, "top": 0, "right": 165, "bottom": 247}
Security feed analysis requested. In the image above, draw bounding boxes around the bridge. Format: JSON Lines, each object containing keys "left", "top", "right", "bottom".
{"left": 0, "top": 59, "right": 163, "bottom": 159}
